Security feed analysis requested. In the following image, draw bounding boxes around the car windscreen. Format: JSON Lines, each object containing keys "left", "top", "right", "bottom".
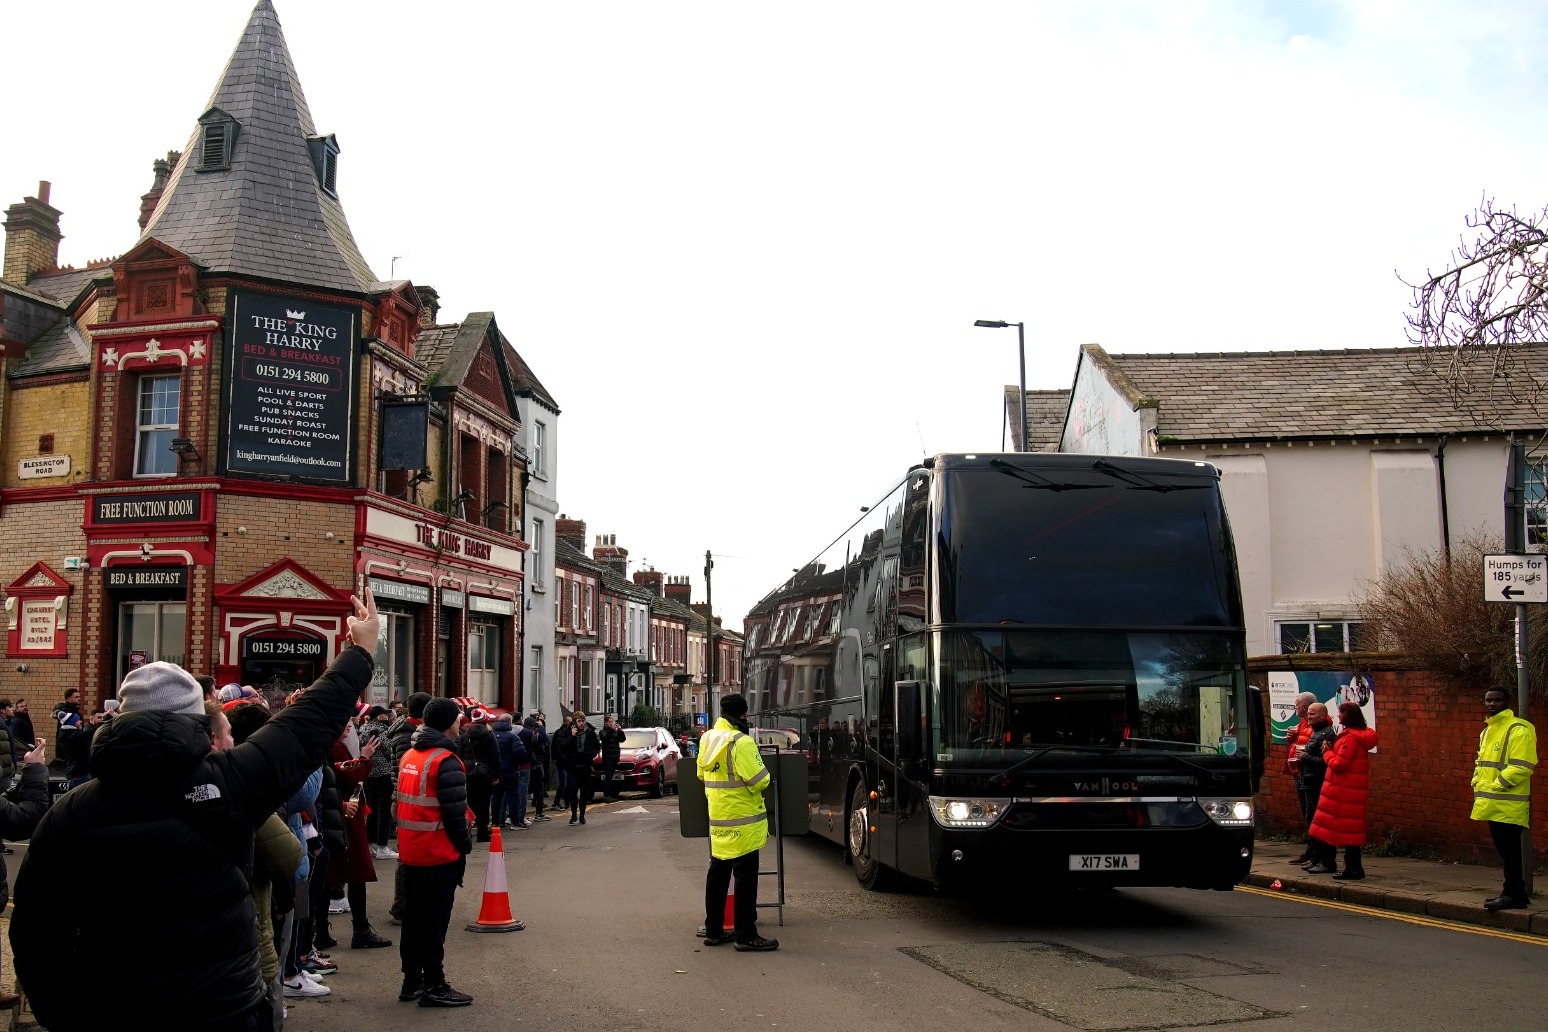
{"left": 621, "top": 731, "right": 657, "bottom": 749}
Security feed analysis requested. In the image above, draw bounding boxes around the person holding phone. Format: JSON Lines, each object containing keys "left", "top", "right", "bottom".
{"left": 10, "top": 589, "right": 381, "bottom": 1031}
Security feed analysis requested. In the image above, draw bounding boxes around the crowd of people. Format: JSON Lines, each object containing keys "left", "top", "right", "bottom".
{"left": 1282, "top": 685, "right": 1536, "bottom": 907}
{"left": 0, "top": 590, "right": 653, "bottom": 1030}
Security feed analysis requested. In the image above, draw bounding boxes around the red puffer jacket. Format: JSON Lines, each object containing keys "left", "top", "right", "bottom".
{"left": 1308, "top": 726, "right": 1379, "bottom": 846}
{"left": 1285, "top": 718, "right": 1311, "bottom": 776}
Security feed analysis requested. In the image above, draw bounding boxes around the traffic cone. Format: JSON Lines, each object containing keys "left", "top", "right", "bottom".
{"left": 465, "top": 826, "right": 525, "bottom": 932}
{"left": 723, "top": 869, "right": 736, "bottom": 932}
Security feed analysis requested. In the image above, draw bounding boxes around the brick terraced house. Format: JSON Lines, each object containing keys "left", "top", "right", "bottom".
{"left": 0, "top": 1, "right": 555, "bottom": 712}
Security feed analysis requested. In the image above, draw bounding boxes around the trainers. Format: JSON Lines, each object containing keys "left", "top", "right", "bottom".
{"left": 568, "top": 817, "right": 578, "bottom": 826}
{"left": 372, "top": 844, "right": 399, "bottom": 860}
{"left": 702, "top": 932, "right": 735, "bottom": 946}
{"left": 735, "top": 937, "right": 780, "bottom": 952}
{"left": 398, "top": 979, "right": 423, "bottom": 1003}
{"left": 301, "top": 953, "right": 337, "bottom": 974}
{"left": 283, "top": 975, "right": 330, "bottom": 998}
{"left": 580, "top": 815, "right": 587, "bottom": 825}
{"left": 328, "top": 897, "right": 350, "bottom": 914}
{"left": 419, "top": 983, "right": 474, "bottom": 1007}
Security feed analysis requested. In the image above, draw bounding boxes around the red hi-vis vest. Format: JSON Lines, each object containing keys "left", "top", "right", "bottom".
{"left": 395, "top": 747, "right": 463, "bottom": 866}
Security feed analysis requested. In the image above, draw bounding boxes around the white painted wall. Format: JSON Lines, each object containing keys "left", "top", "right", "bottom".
{"left": 1202, "top": 439, "right": 1509, "bottom": 656}
{"left": 1061, "top": 357, "right": 1145, "bottom": 455}
{"left": 518, "top": 396, "right": 560, "bottom": 718}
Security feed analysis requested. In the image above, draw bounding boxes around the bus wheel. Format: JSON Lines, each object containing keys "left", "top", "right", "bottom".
{"left": 848, "top": 781, "right": 889, "bottom": 891}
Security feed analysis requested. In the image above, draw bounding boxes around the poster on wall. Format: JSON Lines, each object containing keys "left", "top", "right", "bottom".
{"left": 1268, "top": 670, "right": 1377, "bottom": 750}
{"left": 224, "top": 290, "right": 357, "bottom": 482}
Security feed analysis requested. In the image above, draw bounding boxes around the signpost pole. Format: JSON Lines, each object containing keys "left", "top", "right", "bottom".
{"left": 1502, "top": 438, "right": 1533, "bottom": 896}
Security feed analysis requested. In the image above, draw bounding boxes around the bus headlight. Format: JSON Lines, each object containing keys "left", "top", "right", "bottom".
{"left": 928, "top": 796, "right": 1007, "bottom": 828}
{"left": 1197, "top": 798, "right": 1253, "bottom": 827}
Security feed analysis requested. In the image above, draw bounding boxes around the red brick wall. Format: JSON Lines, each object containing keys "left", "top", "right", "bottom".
{"left": 1253, "top": 661, "right": 1548, "bottom": 862}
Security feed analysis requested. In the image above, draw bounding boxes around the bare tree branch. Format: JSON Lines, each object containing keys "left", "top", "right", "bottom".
{"left": 1401, "top": 196, "right": 1548, "bottom": 433}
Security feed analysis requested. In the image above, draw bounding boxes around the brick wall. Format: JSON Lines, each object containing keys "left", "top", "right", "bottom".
{"left": 2, "top": 380, "right": 90, "bottom": 487}
{"left": 1253, "top": 660, "right": 1548, "bottom": 861}
{"left": 0, "top": 499, "right": 89, "bottom": 705}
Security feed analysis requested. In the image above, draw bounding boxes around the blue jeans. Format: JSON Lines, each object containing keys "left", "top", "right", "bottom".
{"left": 511, "top": 769, "right": 531, "bottom": 825}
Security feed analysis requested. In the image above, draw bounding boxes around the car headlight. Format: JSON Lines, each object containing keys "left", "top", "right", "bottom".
{"left": 928, "top": 796, "right": 1008, "bottom": 829}
{"left": 1197, "top": 797, "right": 1253, "bottom": 827}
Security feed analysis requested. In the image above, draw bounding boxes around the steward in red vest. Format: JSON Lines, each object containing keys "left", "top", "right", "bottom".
{"left": 394, "top": 697, "right": 474, "bottom": 1008}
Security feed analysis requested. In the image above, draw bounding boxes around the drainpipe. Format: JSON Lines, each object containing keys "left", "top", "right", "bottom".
{"left": 1435, "top": 434, "right": 1451, "bottom": 562}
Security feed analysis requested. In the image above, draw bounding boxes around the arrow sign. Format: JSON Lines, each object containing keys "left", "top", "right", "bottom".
{"left": 1483, "top": 554, "right": 1548, "bottom": 603}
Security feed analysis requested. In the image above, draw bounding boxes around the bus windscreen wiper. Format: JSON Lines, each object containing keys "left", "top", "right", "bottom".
{"left": 1091, "top": 459, "right": 1208, "bottom": 492}
{"left": 991, "top": 744, "right": 1114, "bottom": 784}
{"left": 991, "top": 458, "right": 1107, "bottom": 492}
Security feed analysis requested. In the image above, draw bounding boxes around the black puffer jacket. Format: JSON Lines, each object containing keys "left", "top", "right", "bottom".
{"left": 0, "top": 763, "right": 49, "bottom": 908}
{"left": 406, "top": 725, "right": 473, "bottom": 859}
{"left": 463, "top": 721, "right": 498, "bottom": 777}
{"left": 9, "top": 646, "right": 373, "bottom": 1032}
{"left": 316, "top": 761, "right": 347, "bottom": 860}
{"left": 387, "top": 716, "right": 421, "bottom": 771}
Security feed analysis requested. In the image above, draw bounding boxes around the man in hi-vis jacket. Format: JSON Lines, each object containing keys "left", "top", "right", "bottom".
{"left": 697, "top": 693, "right": 778, "bottom": 952}
{"left": 1471, "top": 688, "right": 1538, "bottom": 911}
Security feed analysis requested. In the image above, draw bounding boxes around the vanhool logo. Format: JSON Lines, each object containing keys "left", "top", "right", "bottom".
{"left": 286, "top": 309, "right": 306, "bottom": 320}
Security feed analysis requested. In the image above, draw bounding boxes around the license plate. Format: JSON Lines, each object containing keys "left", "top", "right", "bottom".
{"left": 612, "top": 774, "right": 625, "bottom": 780}
{"left": 1069, "top": 854, "right": 1139, "bottom": 871}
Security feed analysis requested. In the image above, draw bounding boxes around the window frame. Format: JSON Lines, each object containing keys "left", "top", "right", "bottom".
{"left": 134, "top": 373, "right": 182, "bottom": 478}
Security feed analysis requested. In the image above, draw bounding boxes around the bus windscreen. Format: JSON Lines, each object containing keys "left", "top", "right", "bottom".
{"left": 937, "top": 461, "right": 1238, "bottom": 628}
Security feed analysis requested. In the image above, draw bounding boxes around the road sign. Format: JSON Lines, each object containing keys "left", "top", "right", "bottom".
{"left": 1483, "top": 554, "right": 1547, "bottom": 603}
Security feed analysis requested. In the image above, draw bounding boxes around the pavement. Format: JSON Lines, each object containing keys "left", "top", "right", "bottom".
{"left": 1246, "top": 837, "right": 1548, "bottom": 937}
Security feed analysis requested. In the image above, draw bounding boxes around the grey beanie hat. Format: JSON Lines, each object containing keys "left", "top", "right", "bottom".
{"left": 118, "top": 662, "right": 205, "bottom": 717}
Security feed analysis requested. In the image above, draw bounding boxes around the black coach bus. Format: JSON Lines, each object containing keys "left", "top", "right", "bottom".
{"left": 741, "top": 453, "right": 1258, "bottom": 892}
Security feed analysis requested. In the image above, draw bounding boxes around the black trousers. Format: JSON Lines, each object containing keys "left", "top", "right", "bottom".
{"left": 467, "top": 772, "right": 493, "bottom": 838}
{"left": 704, "top": 849, "right": 760, "bottom": 941}
{"left": 315, "top": 880, "right": 372, "bottom": 943}
{"left": 400, "top": 858, "right": 465, "bottom": 989}
{"left": 601, "top": 756, "right": 620, "bottom": 797}
{"left": 365, "top": 775, "right": 396, "bottom": 847}
{"left": 570, "top": 767, "right": 593, "bottom": 817}
{"left": 1488, "top": 820, "right": 1528, "bottom": 899}
{"left": 530, "top": 767, "right": 548, "bottom": 816}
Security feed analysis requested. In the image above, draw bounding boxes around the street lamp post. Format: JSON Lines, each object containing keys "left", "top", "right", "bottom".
{"left": 974, "top": 319, "right": 1027, "bottom": 451}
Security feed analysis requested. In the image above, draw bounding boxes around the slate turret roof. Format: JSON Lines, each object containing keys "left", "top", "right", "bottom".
{"left": 138, "top": 0, "right": 376, "bottom": 293}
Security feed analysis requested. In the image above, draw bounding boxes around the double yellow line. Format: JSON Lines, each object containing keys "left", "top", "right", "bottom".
{"left": 1239, "top": 885, "right": 1546, "bottom": 946}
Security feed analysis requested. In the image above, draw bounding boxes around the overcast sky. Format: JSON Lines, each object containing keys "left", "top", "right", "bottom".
{"left": 8, "top": 1, "right": 1548, "bottom": 630}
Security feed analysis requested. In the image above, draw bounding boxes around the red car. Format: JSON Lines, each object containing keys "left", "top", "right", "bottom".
{"left": 592, "top": 727, "right": 681, "bottom": 798}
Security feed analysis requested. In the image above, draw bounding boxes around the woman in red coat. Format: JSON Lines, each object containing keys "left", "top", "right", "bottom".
{"left": 1305, "top": 702, "right": 1379, "bottom": 880}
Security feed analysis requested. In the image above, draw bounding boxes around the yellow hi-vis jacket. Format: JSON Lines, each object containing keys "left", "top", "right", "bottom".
{"left": 697, "top": 718, "right": 771, "bottom": 860}
{"left": 1471, "top": 708, "right": 1537, "bottom": 827}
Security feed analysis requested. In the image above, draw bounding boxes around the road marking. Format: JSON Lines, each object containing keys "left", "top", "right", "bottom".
{"left": 613, "top": 805, "right": 649, "bottom": 814}
{"left": 1238, "top": 885, "right": 1547, "bottom": 946}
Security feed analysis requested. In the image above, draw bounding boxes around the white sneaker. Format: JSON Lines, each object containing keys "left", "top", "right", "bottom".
{"left": 327, "top": 897, "right": 350, "bottom": 913}
{"left": 283, "top": 975, "right": 330, "bottom": 998}
{"left": 372, "top": 844, "right": 399, "bottom": 860}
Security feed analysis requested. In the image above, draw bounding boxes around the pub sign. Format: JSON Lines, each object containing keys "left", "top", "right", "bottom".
{"left": 224, "top": 291, "right": 357, "bottom": 482}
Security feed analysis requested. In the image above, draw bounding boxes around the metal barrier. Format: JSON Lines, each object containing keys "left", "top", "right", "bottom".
{"left": 679, "top": 745, "right": 808, "bottom": 926}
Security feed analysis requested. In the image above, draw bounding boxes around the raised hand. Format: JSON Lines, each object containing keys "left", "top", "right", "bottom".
{"left": 347, "top": 585, "right": 381, "bottom": 653}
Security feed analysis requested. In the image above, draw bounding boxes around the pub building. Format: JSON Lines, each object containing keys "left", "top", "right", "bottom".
{"left": 0, "top": 2, "right": 551, "bottom": 712}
